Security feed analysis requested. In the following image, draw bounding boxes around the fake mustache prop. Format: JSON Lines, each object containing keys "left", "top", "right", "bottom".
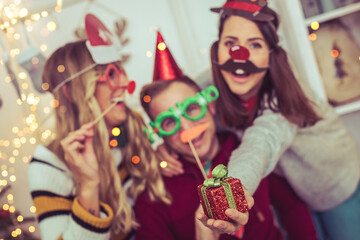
{"left": 216, "top": 59, "right": 268, "bottom": 75}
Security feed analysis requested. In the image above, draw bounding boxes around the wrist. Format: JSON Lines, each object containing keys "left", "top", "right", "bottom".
{"left": 78, "top": 190, "right": 100, "bottom": 217}
{"left": 78, "top": 182, "right": 100, "bottom": 200}
{"left": 77, "top": 197, "right": 100, "bottom": 217}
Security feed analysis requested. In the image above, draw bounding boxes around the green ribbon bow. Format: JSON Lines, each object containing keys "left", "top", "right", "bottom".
{"left": 203, "top": 164, "right": 229, "bottom": 188}
{"left": 200, "top": 164, "right": 237, "bottom": 219}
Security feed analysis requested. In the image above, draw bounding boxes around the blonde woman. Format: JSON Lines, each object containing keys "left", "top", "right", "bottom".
{"left": 27, "top": 16, "right": 169, "bottom": 240}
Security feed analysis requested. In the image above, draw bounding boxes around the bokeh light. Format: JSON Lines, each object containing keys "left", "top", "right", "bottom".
{"left": 47, "top": 21, "right": 56, "bottom": 31}
{"left": 51, "top": 99, "right": 59, "bottom": 108}
{"left": 57, "top": 65, "right": 65, "bottom": 72}
{"left": 131, "top": 155, "right": 140, "bottom": 164}
{"left": 308, "top": 33, "right": 317, "bottom": 41}
{"left": 146, "top": 51, "right": 153, "bottom": 58}
{"left": 112, "top": 127, "right": 121, "bottom": 136}
{"left": 29, "top": 206, "right": 36, "bottom": 213}
{"left": 160, "top": 161, "right": 167, "bottom": 168}
{"left": 310, "top": 21, "right": 319, "bottom": 30}
{"left": 157, "top": 42, "right": 166, "bottom": 51}
{"left": 143, "top": 95, "right": 151, "bottom": 103}
{"left": 109, "top": 139, "right": 118, "bottom": 148}
{"left": 331, "top": 49, "right": 339, "bottom": 58}
{"left": 17, "top": 215, "right": 24, "bottom": 222}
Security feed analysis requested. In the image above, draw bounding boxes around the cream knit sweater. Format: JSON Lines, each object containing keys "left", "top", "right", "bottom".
{"left": 227, "top": 101, "right": 360, "bottom": 211}
{"left": 27, "top": 144, "right": 132, "bottom": 240}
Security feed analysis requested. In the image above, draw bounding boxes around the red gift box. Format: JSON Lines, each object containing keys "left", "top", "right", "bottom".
{"left": 197, "top": 164, "right": 248, "bottom": 221}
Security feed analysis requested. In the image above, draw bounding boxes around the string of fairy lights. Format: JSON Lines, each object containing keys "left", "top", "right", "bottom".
{"left": 0, "top": 1, "right": 65, "bottom": 238}
{"left": 0, "top": 1, "right": 150, "bottom": 237}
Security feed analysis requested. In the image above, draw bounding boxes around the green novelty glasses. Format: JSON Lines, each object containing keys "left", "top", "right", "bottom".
{"left": 144, "top": 85, "right": 219, "bottom": 143}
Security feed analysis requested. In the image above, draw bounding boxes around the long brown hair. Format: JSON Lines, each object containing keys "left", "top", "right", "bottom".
{"left": 211, "top": 6, "right": 321, "bottom": 129}
{"left": 43, "top": 40, "right": 170, "bottom": 235}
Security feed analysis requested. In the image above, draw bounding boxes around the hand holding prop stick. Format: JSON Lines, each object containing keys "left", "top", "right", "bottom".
{"left": 180, "top": 122, "right": 210, "bottom": 180}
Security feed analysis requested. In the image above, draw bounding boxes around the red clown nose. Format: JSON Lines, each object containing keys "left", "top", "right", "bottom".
{"left": 229, "top": 45, "right": 250, "bottom": 61}
{"left": 127, "top": 81, "right": 136, "bottom": 94}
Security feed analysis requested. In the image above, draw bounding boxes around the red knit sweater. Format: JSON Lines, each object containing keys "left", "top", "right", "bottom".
{"left": 134, "top": 133, "right": 282, "bottom": 240}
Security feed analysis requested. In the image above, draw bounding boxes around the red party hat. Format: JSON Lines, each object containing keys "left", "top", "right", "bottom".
{"left": 153, "top": 31, "right": 184, "bottom": 81}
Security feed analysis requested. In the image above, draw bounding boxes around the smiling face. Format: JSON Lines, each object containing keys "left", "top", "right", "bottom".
{"left": 94, "top": 64, "right": 130, "bottom": 129}
{"left": 218, "top": 15, "right": 270, "bottom": 100}
{"left": 149, "top": 82, "right": 219, "bottom": 162}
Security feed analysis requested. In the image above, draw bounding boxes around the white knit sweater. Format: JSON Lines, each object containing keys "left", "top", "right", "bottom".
{"left": 27, "top": 144, "right": 132, "bottom": 240}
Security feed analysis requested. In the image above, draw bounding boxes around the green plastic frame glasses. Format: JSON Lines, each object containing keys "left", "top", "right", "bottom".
{"left": 144, "top": 85, "right": 219, "bottom": 143}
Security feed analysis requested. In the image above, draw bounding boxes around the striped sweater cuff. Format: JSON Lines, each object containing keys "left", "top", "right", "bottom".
{"left": 72, "top": 197, "right": 113, "bottom": 233}
{"left": 31, "top": 191, "right": 73, "bottom": 222}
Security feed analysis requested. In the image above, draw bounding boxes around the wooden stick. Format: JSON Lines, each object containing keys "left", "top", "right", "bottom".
{"left": 92, "top": 101, "right": 118, "bottom": 125}
{"left": 188, "top": 140, "right": 208, "bottom": 180}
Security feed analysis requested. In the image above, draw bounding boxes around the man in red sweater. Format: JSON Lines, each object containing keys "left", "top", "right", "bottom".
{"left": 135, "top": 77, "right": 282, "bottom": 240}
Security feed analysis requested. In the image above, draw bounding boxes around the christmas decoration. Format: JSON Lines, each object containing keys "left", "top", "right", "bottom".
{"left": 332, "top": 43, "right": 347, "bottom": 83}
{"left": 197, "top": 164, "right": 248, "bottom": 221}
{"left": 311, "top": 20, "right": 360, "bottom": 105}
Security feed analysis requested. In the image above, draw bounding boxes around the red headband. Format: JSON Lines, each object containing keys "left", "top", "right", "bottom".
{"left": 223, "top": 1, "right": 261, "bottom": 13}
{"left": 210, "top": 0, "right": 274, "bottom": 22}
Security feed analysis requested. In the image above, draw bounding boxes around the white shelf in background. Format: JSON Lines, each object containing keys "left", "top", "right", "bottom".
{"left": 335, "top": 100, "right": 360, "bottom": 115}
{"left": 305, "top": 2, "right": 360, "bottom": 26}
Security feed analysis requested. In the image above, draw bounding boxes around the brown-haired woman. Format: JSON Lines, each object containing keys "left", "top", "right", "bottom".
{"left": 210, "top": 1, "right": 360, "bottom": 240}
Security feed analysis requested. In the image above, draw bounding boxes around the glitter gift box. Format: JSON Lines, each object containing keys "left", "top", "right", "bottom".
{"left": 197, "top": 164, "right": 248, "bottom": 221}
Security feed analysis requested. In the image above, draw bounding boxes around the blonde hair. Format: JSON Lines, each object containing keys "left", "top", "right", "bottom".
{"left": 43, "top": 40, "right": 170, "bottom": 235}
